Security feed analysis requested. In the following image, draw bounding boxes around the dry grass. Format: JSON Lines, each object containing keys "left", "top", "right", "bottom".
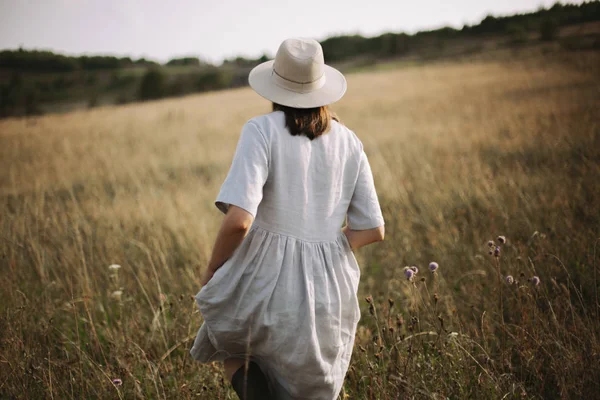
{"left": 1, "top": 48, "right": 599, "bottom": 399}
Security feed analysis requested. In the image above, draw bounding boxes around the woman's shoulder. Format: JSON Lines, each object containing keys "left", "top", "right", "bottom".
{"left": 247, "top": 111, "right": 284, "bottom": 130}
{"left": 243, "top": 112, "right": 363, "bottom": 151}
{"left": 330, "top": 119, "right": 363, "bottom": 150}
{"left": 242, "top": 112, "right": 285, "bottom": 140}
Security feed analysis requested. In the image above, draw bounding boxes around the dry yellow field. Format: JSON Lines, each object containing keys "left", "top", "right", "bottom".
{"left": 1, "top": 49, "right": 599, "bottom": 399}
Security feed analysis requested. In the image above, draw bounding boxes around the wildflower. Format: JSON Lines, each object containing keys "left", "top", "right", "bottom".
{"left": 531, "top": 276, "right": 541, "bottom": 286}
{"left": 112, "top": 378, "right": 122, "bottom": 386}
{"left": 497, "top": 236, "right": 506, "bottom": 244}
{"left": 111, "top": 290, "right": 123, "bottom": 301}
{"left": 429, "top": 262, "right": 439, "bottom": 272}
{"left": 494, "top": 246, "right": 501, "bottom": 257}
{"left": 365, "top": 295, "right": 373, "bottom": 304}
{"left": 404, "top": 268, "right": 414, "bottom": 281}
{"left": 505, "top": 275, "right": 514, "bottom": 285}
{"left": 489, "top": 250, "right": 493, "bottom": 255}
{"left": 109, "top": 264, "right": 121, "bottom": 270}
{"left": 487, "top": 240, "right": 494, "bottom": 247}
{"left": 410, "top": 265, "right": 419, "bottom": 274}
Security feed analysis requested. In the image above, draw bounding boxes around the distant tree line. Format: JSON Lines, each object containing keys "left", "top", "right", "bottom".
{"left": 0, "top": 49, "right": 160, "bottom": 72}
{"left": 137, "top": 67, "right": 246, "bottom": 101}
{"left": 320, "top": 1, "right": 599, "bottom": 62}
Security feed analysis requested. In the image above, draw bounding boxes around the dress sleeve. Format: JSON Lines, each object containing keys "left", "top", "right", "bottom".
{"left": 215, "top": 121, "right": 269, "bottom": 217}
{"left": 347, "top": 151, "right": 385, "bottom": 230}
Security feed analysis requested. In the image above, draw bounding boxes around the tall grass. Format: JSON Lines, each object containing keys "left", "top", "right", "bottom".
{"left": 1, "top": 48, "right": 599, "bottom": 399}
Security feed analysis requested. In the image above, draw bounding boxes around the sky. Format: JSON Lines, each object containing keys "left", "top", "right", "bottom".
{"left": 0, "top": 0, "right": 578, "bottom": 64}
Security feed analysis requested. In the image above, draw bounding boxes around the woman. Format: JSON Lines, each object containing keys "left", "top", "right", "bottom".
{"left": 191, "top": 38, "right": 385, "bottom": 399}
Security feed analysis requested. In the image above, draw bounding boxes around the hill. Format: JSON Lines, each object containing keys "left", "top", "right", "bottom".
{"left": 0, "top": 1, "right": 599, "bottom": 118}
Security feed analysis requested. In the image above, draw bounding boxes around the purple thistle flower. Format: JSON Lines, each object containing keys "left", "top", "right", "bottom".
{"left": 497, "top": 236, "right": 506, "bottom": 244}
{"left": 494, "top": 246, "right": 501, "bottom": 257}
{"left": 487, "top": 240, "right": 494, "bottom": 247}
{"left": 112, "top": 378, "right": 122, "bottom": 386}
{"left": 505, "top": 275, "right": 514, "bottom": 285}
{"left": 429, "top": 262, "right": 439, "bottom": 272}
{"left": 410, "top": 265, "right": 419, "bottom": 274}
{"left": 531, "top": 276, "right": 541, "bottom": 286}
{"left": 404, "top": 268, "right": 415, "bottom": 281}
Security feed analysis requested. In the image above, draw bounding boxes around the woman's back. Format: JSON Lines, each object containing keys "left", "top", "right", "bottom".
{"left": 217, "top": 111, "right": 382, "bottom": 242}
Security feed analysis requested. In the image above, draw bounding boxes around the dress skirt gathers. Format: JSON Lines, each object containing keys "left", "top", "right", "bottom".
{"left": 190, "top": 111, "right": 384, "bottom": 400}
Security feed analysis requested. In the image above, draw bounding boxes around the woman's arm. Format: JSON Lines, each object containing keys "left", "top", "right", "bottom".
{"left": 342, "top": 225, "right": 385, "bottom": 251}
{"left": 200, "top": 205, "right": 254, "bottom": 286}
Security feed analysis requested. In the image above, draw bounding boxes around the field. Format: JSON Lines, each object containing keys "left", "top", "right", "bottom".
{"left": 1, "top": 46, "right": 599, "bottom": 399}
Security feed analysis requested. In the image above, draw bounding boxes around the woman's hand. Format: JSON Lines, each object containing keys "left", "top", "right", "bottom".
{"left": 342, "top": 225, "right": 385, "bottom": 251}
{"left": 200, "top": 205, "right": 254, "bottom": 288}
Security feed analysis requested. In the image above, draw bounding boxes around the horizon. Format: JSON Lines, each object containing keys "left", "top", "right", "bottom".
{"left": 0, "top": 0, "right": 586, "bottom": 64}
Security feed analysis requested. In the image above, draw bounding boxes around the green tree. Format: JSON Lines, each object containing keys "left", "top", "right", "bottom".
{"left": 507, "top": 23, "right": 528, "bottom": 45}
{"left": 540, "top": 18, "right": 559, "bottom": 41}
{"left": 138, "top": 68, "right": 166, "bottom": 100}
{"left": 166, "top": 57, "right": 201, "bottom": 67}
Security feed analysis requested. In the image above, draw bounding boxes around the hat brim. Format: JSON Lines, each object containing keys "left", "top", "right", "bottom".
{"left": 248, "top": 60, "right": 347, "bottom": 109}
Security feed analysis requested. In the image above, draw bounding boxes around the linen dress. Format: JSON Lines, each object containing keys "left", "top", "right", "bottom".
{"left": 190, "top": 111, "right": 384, "bottom": 399}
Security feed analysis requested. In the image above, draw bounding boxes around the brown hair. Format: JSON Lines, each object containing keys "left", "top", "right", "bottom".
{"left": 272, "top": 103, "right": 340, "bottom": 140}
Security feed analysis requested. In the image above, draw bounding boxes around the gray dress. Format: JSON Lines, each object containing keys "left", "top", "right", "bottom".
{"left": 190, "top": 111, "right": 384, "bottom": 399}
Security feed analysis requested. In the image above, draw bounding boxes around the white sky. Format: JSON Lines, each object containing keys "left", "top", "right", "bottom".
{"left": 0, "top": 0, "right": 579, "bottom": 63}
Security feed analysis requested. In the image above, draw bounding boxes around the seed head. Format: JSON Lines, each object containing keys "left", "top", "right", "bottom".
{"left": 530, "top": 276, "right": 541, "bottom": 286}
{"left": 429, "top": 262, "right": 439, "bottom": 272}
{"left": 110, "top": 290, "right": 123, "bottom": 301}
{"left": 487, "top": 240, "right": 494, "bottom": 247}
{"left": 497, "top": 236, "right": 506, "bottom": 244}
{"left": 410, "top": 265, "right": 419, "bottom": 274}
{"left": 404, "top": 268, "right": 415, "bottom": 281}
{"left": 109, "top": 264, "right": 121, "bottom": 270}
{"left": 505, "top": 275, "right": 514, "bottom": 285}
{"left": 365, "top": 295, "right": 373, "bottom": 304}
{"left": 494, "top": 246, "right": 501, "bottom": 257}
{"left": 388, "top": 298, "right": 394, "bottom": 308}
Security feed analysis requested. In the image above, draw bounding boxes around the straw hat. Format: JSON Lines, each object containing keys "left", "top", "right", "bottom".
{"left": 248, "top": 38, "right": 347, "bottom": 109}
